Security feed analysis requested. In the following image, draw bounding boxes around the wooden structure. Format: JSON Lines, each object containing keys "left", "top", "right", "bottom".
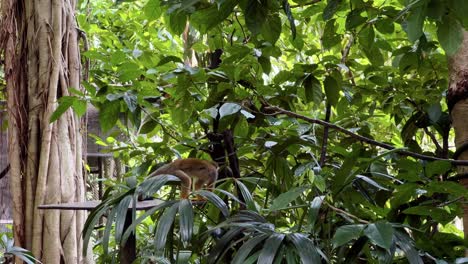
{"left": 39, "top": 199, "right": 164, "bottom": 264}
{"left": 86, "top": 105, "right": 124, "bottom": 199}
{"left": 0, "top": 100, "right": 12, "bottom": 232}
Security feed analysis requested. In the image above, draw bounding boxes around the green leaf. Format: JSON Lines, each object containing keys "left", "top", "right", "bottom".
{"left": 219, "top": 102, "right": 241, "bottom": 119}
{"left": 191, "top": 0, "right": 237, "bottom": 32}
{"left": 345, "top": 9, "right": 367, "bottom": 30}
{"left": 232, "top": 234, "right": 269, "bottom": 264}
{"left": 235, "top": 179, "right": 256, "bottom": 211}
{"left": 157, "top": 55, "right": 183, "bottom": 66}
{"left": 269, "top": 186, "right": 307, "bottom": 211}
{"left": 99, "top": 100, "right": 121, "bottom": 132}
{"left": 71, "top": 99, "right": 87, "bottom": 117}
{"left": 123, "top": 92, "right": 137, "bottom": 112}
{"left": 302, "top": 74, "right": 323, "bottom": 104}
{"left": 322, "top": 19, "right": 341, "bottom": 49}
{"left": 261, "top": 14, "right": 282, "bottom": 44}
{"left": 332, "top": 224, "right": 365, "bottom": 247}
{"left": 425, "top": 160, "right": 451, "bottom": 177}
{"left": 167, "top": 12, "right": 187, "bottom": 35}
{"left": 323, "top": 0, "right": 341, "bottom": 20}
{"left": 179, "top": 199, "right": 194, "bottom": 247}
{"left": 308, "top": 195, "right": 325, "bottom": 228}
{"left": 243, "top": 0, "right": 268, "bottom": 35}
{"left": 364, "top": 222, "right": 393, "bottom": 250}
{"left": 358, "top": 25, "right": 375, "bottom": 49}
{"left": 398, "top": 52, "right": 418, "bottom": 72}
{"left": 450, "top": 0, "right": 468, "bottom": 27}
{"left": 258, "top": 234, "right": 285, "bottom": 264}
{"left": 363, "top": 46, "right": 384, "bottom": 67}
{"left": 154, "top": 202, "right": 180, "bottom": 252}
{"left": 196, "top": 190, "right": 230, "bottom": 217}
{"left": 50, "top": 96, "right": 74, "bottom": 122}
{"left": 404, "top": 2, "right": 428, "bottom": 42}
{"left": 324, "top": 75, "right": 340, "bottom": 106}
{"left": 437, "top": 15, "right": 463, "bottom": 56}
{"left": 288, "top": 233, "right": 321, "bottom": 263}
{"left": 144, "top": 0, "right": 162, "bottom": 20}
{"left": 394, "top": 230, "right": 424, "bottom": 264}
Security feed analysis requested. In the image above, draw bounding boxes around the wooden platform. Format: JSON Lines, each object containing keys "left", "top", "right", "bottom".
{"left": 38, "top": 199, "right": 164, "bottom": 211}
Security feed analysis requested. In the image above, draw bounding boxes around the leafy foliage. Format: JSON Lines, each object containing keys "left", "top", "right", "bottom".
{"left": 77, "top": 0, "right": 468, "bottom": 263}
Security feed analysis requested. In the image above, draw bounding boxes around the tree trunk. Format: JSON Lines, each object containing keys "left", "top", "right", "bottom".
{"left": 447, "top": 29, "right": 468, "bottom": 257}
{"left": 0, "top": 0, "right": 92, "bottom": 262}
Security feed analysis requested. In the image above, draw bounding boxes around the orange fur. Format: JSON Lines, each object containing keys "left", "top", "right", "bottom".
{"left": 149, "top": 158, "right": 218, "bottom": 199}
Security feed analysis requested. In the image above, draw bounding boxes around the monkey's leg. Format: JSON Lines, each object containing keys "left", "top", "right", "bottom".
{"left": 172, "top": 170, "right": 192, "bottom": 199}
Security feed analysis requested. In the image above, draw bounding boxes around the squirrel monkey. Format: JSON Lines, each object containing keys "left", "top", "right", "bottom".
{"left": 149, "top": 158, "right": 218, "bottom": 199}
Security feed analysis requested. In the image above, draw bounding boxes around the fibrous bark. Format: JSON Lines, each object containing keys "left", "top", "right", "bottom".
{"left": 447, "top": 30, "right": 468, "bottom": 257}
{"left": 0, "top": 0, "right": 92, "bottom": 262}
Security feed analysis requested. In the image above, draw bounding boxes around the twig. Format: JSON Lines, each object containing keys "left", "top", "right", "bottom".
{"left": 261, "top": 104, "right": 468, "bottom": 166}
{"left": 325, "top": 202, "right": 370, "bottom": 224}
{"left": 320, "top": 104, "right": 331, "bottom": 166}
{"left": 437, "top": 196, "right": 464, "bottom": 207}
{"left": 290, "top": 0, "right": 321, "bottom": 8}
{"left": 423, "top": 127, "right": 443, "bottom": 154}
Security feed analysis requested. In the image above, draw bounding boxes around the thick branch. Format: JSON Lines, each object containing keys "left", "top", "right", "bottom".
{"left": 262, "top": 104, "right": 468, "bottom": 166}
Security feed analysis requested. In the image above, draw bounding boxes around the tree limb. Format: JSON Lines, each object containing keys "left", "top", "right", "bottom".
{"left": 261, "top": 104, "right": 468, "bottom": 166}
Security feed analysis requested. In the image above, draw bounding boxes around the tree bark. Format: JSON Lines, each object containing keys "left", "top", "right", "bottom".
{"left": 447, "top": 30, "right": 468, "bottom": 257}
{"left": 0, "top": 0, "right": 92, "bottom": 262}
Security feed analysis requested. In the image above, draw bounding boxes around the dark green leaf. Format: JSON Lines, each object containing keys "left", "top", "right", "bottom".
{"left": 157, "top": 56, "right": 183, "bottom": 66}
{"left": 235, "top": 179, "right": 256, "bottom": 211}
{"left": 308, "top": 195, "right": 325, "bottom": 228}
{"left": 364, "top": 222, "right": 393, "bottom": 250}
{"left": 179, "top": 199, "right": 194, "bottom": 246}
{"left": 395, "top": 230, "right": 424, "bottom": 264}
{"left": 345, "top": 9, "right": 367, "bottom": 30}
{"left": 168, "top": 12, "right": 187, "bottom": 35}
{"left": 323, "top": 0, "right": 341, "bottom": 20}
{"left": 258, "top": 233, "right": 285, "bottom": 264}
{"left": 425, "top": 160, "right": 451, "bottom": 177}
{"left": 269, "top": 186, "right": 307, "bottom": 211}
{"left": 302, "top": 74, "right": 323, "bottom": 105}
{"left": 191, "top": 0, "right": 237, "bottom": 32}
{"left": 154, "top": 202, "right": 180, "bottom": 252}
{"left": 322, "top": 19, "right": 341, "bottom": 49}
{"left": 288, "top": 233, "right": 321, "bottom": 264}
{"left": 232, "top": 234, "right": 269, "bottom": 264}
{"left": 404, "top": 3, "right": 428, "bottom": 42}
{"left": 196, "top": 190, "right": 230, "bottom": 217}
{"left": 243, "top": 0, "right": 268, "bottom": 35}
{"left": 324, "top": 75, "right": 340, "bottom": 106}
{"left": 99, "top": 100, "right": 121, "bottom": 132}
{"left": 261, "top": 14, "right": 282, "bottom": 44}
{"left": 437, "top": 15, "right": 463, "bottom": 56}
{"left": 332, "top": 224, "right": 365, "bottom": 247}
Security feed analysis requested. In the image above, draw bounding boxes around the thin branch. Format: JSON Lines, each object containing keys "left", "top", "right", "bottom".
{"left": 325, "top": 202, "right": 370, "bottom": 224}
{"left": 234, "top": 12, "right": 247, "bottom": 43}
{"left": 290, "top": 0, "right": 321, "bottom": 8}
{"left": 437, "top": 196, "right": 464, "bottom": 207}
{"left": 261, "top": 103, "right": 468, "bottom": 166}
{"left": 320, "top": 104, "right": 331, "bottom": 166}
{"left": 423, "top": 127, "right": 443, "bottom": 154}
